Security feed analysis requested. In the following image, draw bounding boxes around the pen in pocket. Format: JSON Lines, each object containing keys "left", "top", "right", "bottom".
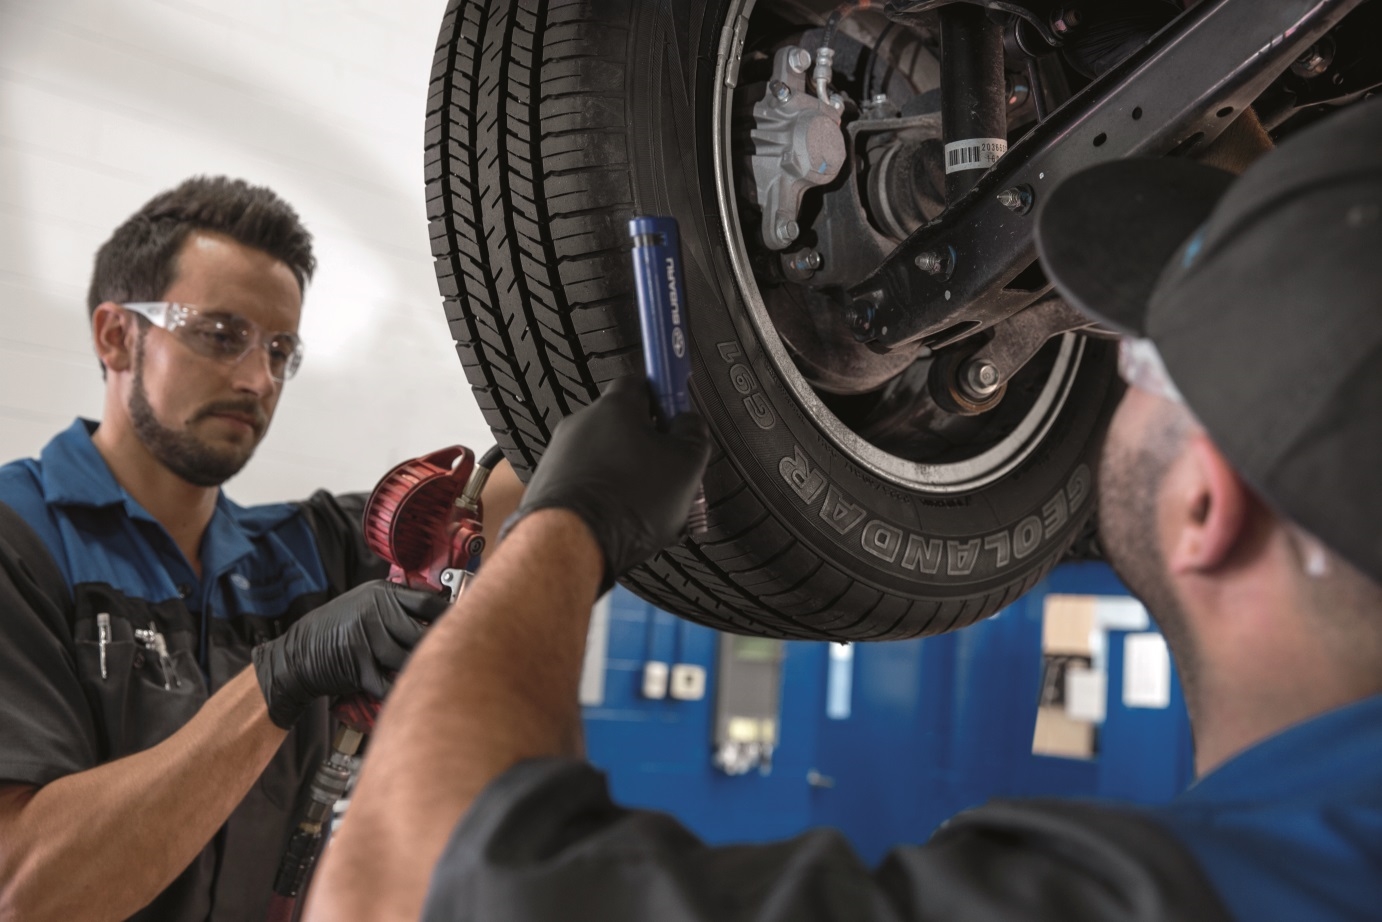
{"left": 96, "top": 612, "right": 111, "bottom": 681}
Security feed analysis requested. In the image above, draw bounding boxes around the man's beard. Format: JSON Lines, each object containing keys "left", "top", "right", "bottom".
{"left": 1097, "top": 406, "right": 1198, "bottom": 685}
{"left": 129, "top": 346, "right": 266, "bottom": 488}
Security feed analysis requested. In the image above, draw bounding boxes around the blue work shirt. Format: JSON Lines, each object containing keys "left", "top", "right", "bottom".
{"left": 0, "top": 419, "right": 330, "bottom": 663}
{"left": 0, "top": 418, "right": 386, "bottom": 922}
{"left": 1154, "top": 693, "right": 1382, "bottom": 921}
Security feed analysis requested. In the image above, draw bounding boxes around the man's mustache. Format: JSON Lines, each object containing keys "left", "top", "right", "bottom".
{"left": 192, "top": 400, "right": 268, "bottom": 434}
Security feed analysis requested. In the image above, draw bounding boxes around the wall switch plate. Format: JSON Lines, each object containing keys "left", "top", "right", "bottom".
{"left": 669, "top": 663, "right": 707, "bottom": 701}
{"left": 1065, "top": 667, "right": 1107, "bottom": 723}
{"left": 642, "top": 661, "right": 670, "bottom": 699}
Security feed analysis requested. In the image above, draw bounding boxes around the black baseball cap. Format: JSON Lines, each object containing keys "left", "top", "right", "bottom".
{"left": 1035, "top": 98, "right": 1382, "bottom": 586}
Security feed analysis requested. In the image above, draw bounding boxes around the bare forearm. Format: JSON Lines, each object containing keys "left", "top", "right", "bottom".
{"left": 0, "top": 668, "right": 287, "bottom": 922}
{"left": 478, "top": 458, "right": 524, "bottom": 545}
{"left": 308, "top": 508, "right": 602, "bottom": 922}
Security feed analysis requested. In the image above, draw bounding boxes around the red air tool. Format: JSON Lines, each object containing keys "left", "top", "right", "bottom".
{"left": 266, "top": 443, "right": 503, "bottom": 921}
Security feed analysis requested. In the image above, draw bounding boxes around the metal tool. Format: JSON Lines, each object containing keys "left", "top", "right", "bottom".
{"left": 267, "top": 442, "right": 504, "bottom": 920}
{"left": 629, "top": 215, "right": 708, "bottom": 535}
{"left": 134, "top": 622, "right": 179, "bottom": 690}
{"left": 96, "top": 612, "right": 111, "bottom": 681}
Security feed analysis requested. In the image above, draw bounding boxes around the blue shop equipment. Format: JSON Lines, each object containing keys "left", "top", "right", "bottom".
{"left": 582, "top": 562, "right": 1193, "bottom": 864}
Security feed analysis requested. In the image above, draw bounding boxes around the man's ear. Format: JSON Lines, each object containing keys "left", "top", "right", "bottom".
{"left": 91, "top": 302, "right": 136, "bottom": 374}
{"left": 1166, "top": 431, "right": 1249, "bottom": 575}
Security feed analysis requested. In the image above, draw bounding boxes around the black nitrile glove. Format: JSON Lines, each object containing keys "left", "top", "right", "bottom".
{"left": 505, "top": 376, "right": 712, "bottom": 592}
{"left": 252, "top": 580, "right": 451, "bottom": 729}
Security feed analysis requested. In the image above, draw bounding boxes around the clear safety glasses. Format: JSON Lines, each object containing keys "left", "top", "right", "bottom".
{"left": 1117, "top": 336, "right": 1183, "bottom": 405}
{"left": 121, "top": 301, "right": 304, "bottom": 383}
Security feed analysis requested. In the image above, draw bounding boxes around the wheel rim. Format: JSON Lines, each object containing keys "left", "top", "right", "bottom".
{"left": 711, "top": 0, "right": 1086, "bottom": 495}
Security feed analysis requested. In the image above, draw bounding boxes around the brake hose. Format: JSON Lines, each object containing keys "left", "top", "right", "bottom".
{"left": 865, "top": 20, "right": 898, "bottom": 105}
{"left": 817, "top": 0, "right": 877, "bottom": 104}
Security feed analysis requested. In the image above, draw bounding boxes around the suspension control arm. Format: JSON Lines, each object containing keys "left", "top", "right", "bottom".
{"left": 845, "top": 0, "right": 1361, "bottom": 353}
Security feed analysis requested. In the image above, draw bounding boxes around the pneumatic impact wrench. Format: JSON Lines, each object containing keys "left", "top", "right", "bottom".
{"left": 265, "top": 442, "right": 504, "bottom": 921}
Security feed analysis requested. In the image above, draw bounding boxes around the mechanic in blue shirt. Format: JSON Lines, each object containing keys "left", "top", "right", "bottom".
{"left": 0, "top": 177, "right": 519, "bottom": 922}
{"left": 308, "top": 102, "right": 1382, "bottom": 919}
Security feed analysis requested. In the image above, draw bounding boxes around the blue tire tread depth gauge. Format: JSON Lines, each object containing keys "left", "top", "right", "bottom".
{"left": 629, "top": 215, "right": 708, "bottom": 534}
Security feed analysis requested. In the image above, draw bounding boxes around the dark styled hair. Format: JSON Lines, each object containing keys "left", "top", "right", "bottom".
{"left": 86, "top": 176, "right": 316, "bottom": 317}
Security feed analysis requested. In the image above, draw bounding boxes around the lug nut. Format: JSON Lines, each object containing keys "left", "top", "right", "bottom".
{"left": 915, "top": 251, "right": 944, "bottom": 273}
{"left": 847, "top": 301, "right": 876, "bottom": 333}
{"left": 784, "top": 249, "right": 822, "bottom": 274}
{"left": 964, "top": 360, "right": 1002, "bottom": 397}
{"left": 787, "top": 48, "right": 812, "bottom": 74}
{"left": 1291, "top": 39, "right": 1334, "bottom": 78}
{"left": 914, "top": 248, "right": 957, "bottom": 277}
{"left": 770, "top": 80, "right": 791, "bottom": 103}
{"left": 1296, "top": 49, "right": 1326, "bottom": 74}
{"left": 1051, "top": 7, "right": 1082, "bottom": 34}
{"left": 997, "top": 184, "right": 1034, "bottom": 214}
{"left": 776, "top": 219, "right": 800, "bottom": 242}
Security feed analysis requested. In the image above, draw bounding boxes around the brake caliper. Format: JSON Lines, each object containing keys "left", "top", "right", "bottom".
{"left": 751, "top": 44, "right": 847, "bottom": 251}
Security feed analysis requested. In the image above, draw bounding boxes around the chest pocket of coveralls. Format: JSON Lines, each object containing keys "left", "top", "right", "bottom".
{"left": 205, "top": 618, "right": 325, "bottom": 812}
{"left": 72, "top": 596, "right": 208, "bottom": 761}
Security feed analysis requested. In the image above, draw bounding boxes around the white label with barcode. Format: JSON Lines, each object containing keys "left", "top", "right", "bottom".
{"left": 944, "top": 137, "right": 1007, "bottom": 173}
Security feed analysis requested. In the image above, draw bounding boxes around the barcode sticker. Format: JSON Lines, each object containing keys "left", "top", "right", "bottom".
{"left": 944, "top": 137, "right": 1007, "bottom": 173}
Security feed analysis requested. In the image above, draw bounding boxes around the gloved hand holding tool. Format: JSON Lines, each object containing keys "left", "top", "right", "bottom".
{"left": 507, "top": 374, "right": 711, "bottom": 593}
{"left": 265, "top": 444, "right": 505, "bottom": 920}
{"left": 505, "top": 214, "right": 711, "bottom": 593}
{"left": 252, "top": 580, "right": 449, "bottom": 730}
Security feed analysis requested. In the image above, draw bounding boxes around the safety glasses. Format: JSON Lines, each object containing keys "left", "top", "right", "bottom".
{"left": 1117, "top": 336, "right": 1183, "bottom": 405}
{"left": 121, "top": 301, "right": 304, "bottom": 383}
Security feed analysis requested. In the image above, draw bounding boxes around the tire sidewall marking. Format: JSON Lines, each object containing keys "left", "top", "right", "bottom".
{"left": 776, "top": 439, "right": 1093, "bottom": 580}
{"left": 704, "top": 324, "right": 1108, "bottom": 590}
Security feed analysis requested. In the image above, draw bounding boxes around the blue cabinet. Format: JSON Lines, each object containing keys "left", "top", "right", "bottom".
{"left": 583, "top": 562, "right": 1194, "bottom": 864}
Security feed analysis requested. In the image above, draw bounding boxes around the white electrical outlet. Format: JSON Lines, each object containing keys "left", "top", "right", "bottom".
{"left": 669, "top": 663, "right": 707, "bottom": 701}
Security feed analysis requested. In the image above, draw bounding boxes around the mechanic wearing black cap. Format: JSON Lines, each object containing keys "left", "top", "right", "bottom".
{"left": 0, "top": 178, "right": 525, "bottom": 921}
{"left": 308, "top": 99, "right": 1382, "bottom": 922}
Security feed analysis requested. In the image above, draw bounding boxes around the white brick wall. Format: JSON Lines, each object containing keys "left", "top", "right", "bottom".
{"left": 0, "top": 0, "right": 497, "bottom": 504}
